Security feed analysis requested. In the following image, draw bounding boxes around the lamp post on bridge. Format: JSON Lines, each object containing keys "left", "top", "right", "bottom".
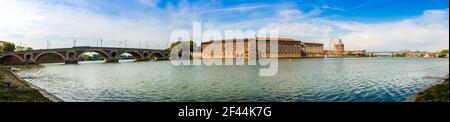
{"left": 73, "top": 39, "right": 77, "bottom": 47}
{"left": 47, "top": 40, "right": 50, "bottom": 49}
{"left": 124, "top": 40, "right": 127, "bottom": 48}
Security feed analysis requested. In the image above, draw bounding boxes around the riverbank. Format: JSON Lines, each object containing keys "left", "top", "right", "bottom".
{"left": 0, "top": 65, "right": 62, "bottom": 102}
{"left": 408, "top": 74, "right": 449, "bottom": 102}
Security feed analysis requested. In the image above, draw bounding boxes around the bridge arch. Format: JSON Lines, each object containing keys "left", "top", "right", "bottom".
{"left": 76, "top": 49, "right": 110, "bottom": 61}
{"left": 34, "top": 52, "right": 66, "bottom": 63}
{"left": 0, "top": 54, "right": 25, "bottom": 64}
{"left": 119, "top": 51, "right": 144, "bottom": 61}
{"left": 149, "top": 52, "right": 164, "bottom": 61}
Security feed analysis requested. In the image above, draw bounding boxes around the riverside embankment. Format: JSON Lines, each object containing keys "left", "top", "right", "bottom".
{"left": 0, "top": 65, "right": 62, "bottom": 102}
{"left": 408, "top": 74, "right": 449, "bottom": 102}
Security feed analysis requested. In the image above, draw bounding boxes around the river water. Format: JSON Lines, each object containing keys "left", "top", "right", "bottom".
{"left": 17, "top": 58, "right": 449, "bottom": 102}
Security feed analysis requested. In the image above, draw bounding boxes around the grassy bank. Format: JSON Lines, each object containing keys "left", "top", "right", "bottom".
{"left": 0, "top": 65, "right": 51, "bottom": 102}
{"left": 413, "top": 77, "right": 449, "bottom": 102}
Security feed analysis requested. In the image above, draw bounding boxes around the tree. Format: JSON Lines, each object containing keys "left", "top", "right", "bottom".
{"left": 92, "top": 54, "right": 104, "bottom": 60}
{"left": 440, "top": 49, "right": 449, "bottom": 54}
{"left": 26, "top": 47, "right": 33, "bottom": 51}
{"left": 80, "top": 54, "right": 91, "bottom": 61}
{"left": 166, "top": 40, "right": 197, "bottom": 53}
{"left": 2, "top": 43, "right": 15, "bottom": 52}
{"left": 16, "top": 45, "right": 26, "bottom": 51}
{"left": 166, "top": 41, "right": 197, "bottom": 59}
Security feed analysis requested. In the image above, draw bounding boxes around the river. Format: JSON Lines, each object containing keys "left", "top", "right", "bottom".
{"left": 16, "top": 58, "right": 449, "bottom": 102}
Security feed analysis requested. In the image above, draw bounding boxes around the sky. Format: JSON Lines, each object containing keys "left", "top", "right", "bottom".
{"left": 0, "top": 0, "right": 448, "bottom": 52}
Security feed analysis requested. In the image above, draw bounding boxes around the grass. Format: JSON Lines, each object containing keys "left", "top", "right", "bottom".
{"left": 0, "top": 65, "right": 51, "bottom": 102}
{"left": 414, "top": 78, "right": 449, "bottom": 102}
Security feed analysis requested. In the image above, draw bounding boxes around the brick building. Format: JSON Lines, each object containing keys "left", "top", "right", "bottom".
{"left": 200, "top": 37, "right": 324, "bottom": 59}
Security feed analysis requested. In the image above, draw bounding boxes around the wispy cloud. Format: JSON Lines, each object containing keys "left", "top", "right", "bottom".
{"left": 321, "top": 5, "right": 345, "bottom": 11}
{"left": 137, "top": 0, "right": 160, "bottom": 8}
{"left": 196, "top": 4, "right": 270, "bottom": 14}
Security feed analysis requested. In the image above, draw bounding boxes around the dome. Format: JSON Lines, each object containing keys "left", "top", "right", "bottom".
{"left": 336, "top": 39, "right": 344, "bottom": 45}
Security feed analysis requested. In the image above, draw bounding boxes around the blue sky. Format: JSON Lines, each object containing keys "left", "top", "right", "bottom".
{"left": 45, "top": 0, "right": 449, "bottom": 22}
{"left": 0, "top": 0, "right": 448, "bottom": 51}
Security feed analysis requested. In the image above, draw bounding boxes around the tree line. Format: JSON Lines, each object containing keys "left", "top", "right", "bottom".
{"left": 0, "top": 43, "right": 33, "bottom": 53}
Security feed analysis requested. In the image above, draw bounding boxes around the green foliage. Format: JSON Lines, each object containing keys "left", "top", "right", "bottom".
{"left": 440, "top": 49, "right": 449, "bottom": 54}
{"left": 166, "top": 40, "right": 197, "bottom": 53}
{"left": 80, "top": 54, "right": 91, "bottom": 61}
{"left": 16, "top": 45, "right": 26, "bottom": 51}
{"left": 92, "top": 54, "right": 105, "bottom": 60}
{"left": 2, "top": 43, "right": 15, "bottom": 52}
{"left": 15, "top": 46, "right": 33, "bottom": 51}
{"left": 79, "top": 54, "right": 105, "bottom": 61}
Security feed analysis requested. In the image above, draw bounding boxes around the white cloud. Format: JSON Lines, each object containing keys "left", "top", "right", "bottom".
{"left": 259, "top": 8, "right": 334, "bottom": 44}
{"left": 258, "top": 8, "right": 448, "bottom": 52}
{"left": 337, "top": 9, "right": 449, "bottom": 52}
{"left": 321, "top": 5, "right": 345, "bottom": 11}
{"left": 0, "top": 0, "right": 175, "bottom": 49}
{"left": 279, "top": 9, "right": 303, "bottom": 18}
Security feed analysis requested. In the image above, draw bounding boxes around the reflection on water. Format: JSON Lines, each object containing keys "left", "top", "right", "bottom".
{"left": 17, "top": 58, "right": 449, "bottom": 102}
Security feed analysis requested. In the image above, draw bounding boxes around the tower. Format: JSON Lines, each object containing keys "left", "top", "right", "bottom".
{"left": 335, "top": 38, "right": 345, "bottom": 55}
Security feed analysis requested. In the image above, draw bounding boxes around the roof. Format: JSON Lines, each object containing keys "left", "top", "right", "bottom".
{"left": 255, "top": 37, "right": 298, "bottom": 41}
{"left": 336, "top": 39, "right": 344, "bottom": 45}
{"left": 302, "top": 42, "right": 323, "bottom": 45}
{"left": 202, "top": 37, "right": 301, "bottom": 44}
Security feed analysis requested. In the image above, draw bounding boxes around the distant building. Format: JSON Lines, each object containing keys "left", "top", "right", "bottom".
{"left": 200, "top": 37, "right": 324, "bottom": 59}
{"left": 334, "top": 39, "right": 345, "bottom": 55}
{"left": 400, "top": 50, "right": 439, "bottom": 58}
{"left": 326, "top": 38, "right": 367, "bottom": 57}
{"left": 302, "top": 42, "right": 324, "bottom": 58}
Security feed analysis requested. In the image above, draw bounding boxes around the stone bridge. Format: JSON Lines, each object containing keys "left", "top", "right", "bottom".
{"left": 0, "top": 47, "right": 169, "bottom": 65}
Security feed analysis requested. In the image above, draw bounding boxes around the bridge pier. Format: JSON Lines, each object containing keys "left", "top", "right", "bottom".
{"left": 24, "top": 60, "right": 35, "bottom": 64}
{"left": 65, "top": 60, "right": 78, "bottom": 64}
{"left": 136, "top": 58, "right": 150, "bottom": 62}
{"left": 106, "top": 59, "right": 119, "bottom": 63}
{"left": 151, "top": 56, "right": 160, "bottom": 61}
